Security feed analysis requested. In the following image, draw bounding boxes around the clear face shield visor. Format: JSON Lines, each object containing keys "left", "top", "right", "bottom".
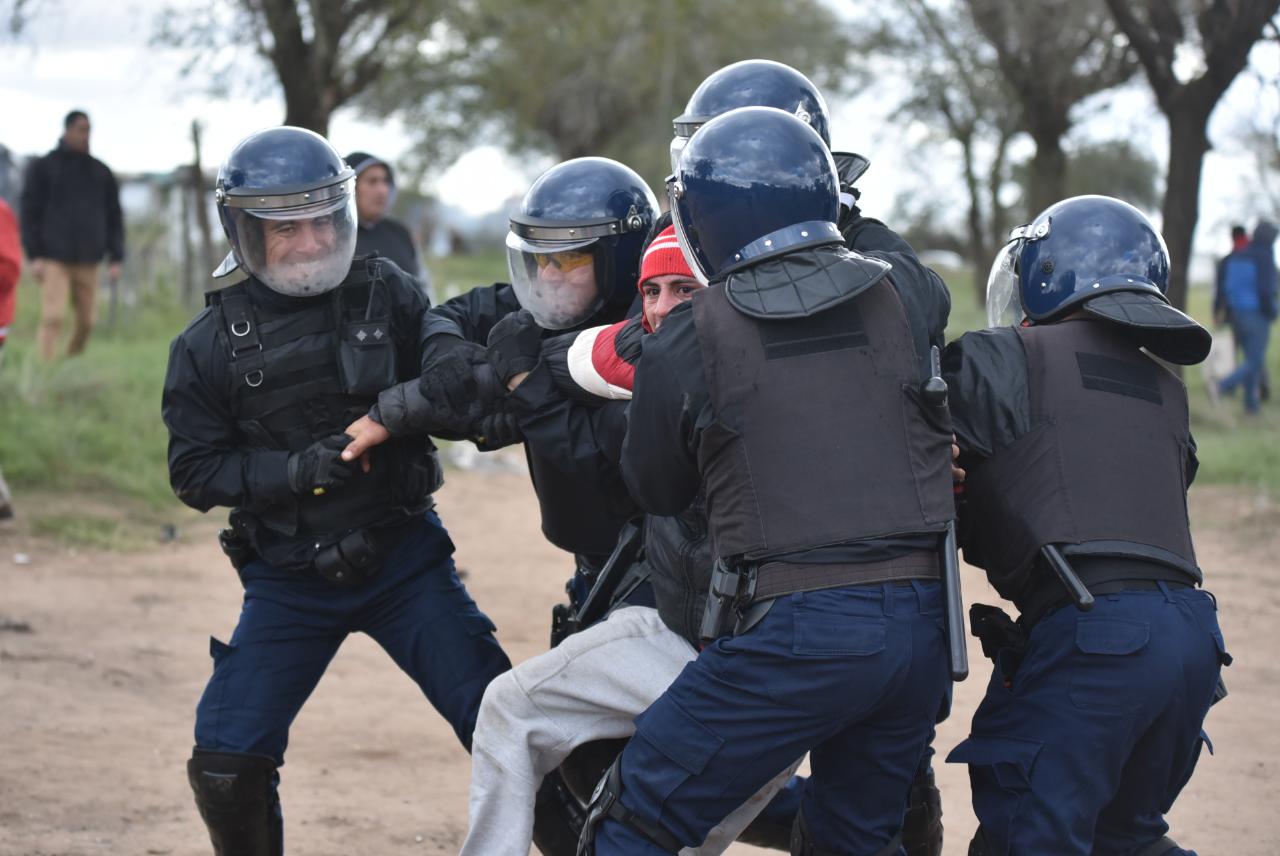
{"left": 986, "top": 239, "right": 1025, "bottom": 328}
{"left": 224, "top": 192, "right": 357, "bottom": 297}
{"left": 504, "top": 231, "right": 605, "bottom": 330}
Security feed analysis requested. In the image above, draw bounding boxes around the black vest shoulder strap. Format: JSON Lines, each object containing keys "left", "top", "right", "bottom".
{"left": 210, "top": 282, "right": 266, "bottom": 390}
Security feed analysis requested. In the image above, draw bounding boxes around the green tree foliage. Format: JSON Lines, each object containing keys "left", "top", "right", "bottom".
{"left": 369, "top": 0, "right": 856, "bottom": 189}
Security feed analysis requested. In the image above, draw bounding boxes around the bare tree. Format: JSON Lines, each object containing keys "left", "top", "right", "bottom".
{"left": 1104, "top": 0, "right": 1280, "bottom": 309}
{"left": 966, "top": 0, "right": 1138, "bottom": 216}
{"left": 871, "top": 0, "right": 1021, "bottom": 304}
{"left": 155, "top": 0, "right": 450, "bottom": 136}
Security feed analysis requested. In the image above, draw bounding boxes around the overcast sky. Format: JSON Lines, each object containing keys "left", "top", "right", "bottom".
{"left": 2, "top": 1, "right": 1276, "bottom": 272}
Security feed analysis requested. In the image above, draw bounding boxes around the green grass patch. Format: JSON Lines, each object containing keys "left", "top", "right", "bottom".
{"left": 0, "top": 277, "right": 191, "bottom": 509}
{"left": 426, "top": 251, "right": 507, "bottom": 301}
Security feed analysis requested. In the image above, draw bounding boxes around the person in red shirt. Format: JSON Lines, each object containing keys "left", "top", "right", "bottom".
{"left": 0, "top": 196, "right": 21, "bottom": 518}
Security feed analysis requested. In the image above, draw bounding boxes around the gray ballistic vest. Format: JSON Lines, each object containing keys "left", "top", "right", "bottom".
{"left": 962, "top": 319, "right": 1198, "bottom": 601}
{"left": 690, "top": 280, "right": 953, "bottom": 562}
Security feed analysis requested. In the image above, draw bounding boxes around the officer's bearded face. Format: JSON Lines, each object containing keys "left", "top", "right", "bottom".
{"left": 356, "top": 165, "right": 392, "bottom": 224}
{"left": 642, "top": 275, "right": 704, "bottom": 331}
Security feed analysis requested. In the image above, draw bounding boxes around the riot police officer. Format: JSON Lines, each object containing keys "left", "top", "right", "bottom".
{"left": 161, "top": 126, "right": 510, "bottom": 855}
{"left": 943, "top": 196, "right": 1228, "bottom": 856}
{"left": 339, "top": 155, "right": 660, "bottom": 854}
{"left": 580, "top": 107, "right": 955, "bottom": 856}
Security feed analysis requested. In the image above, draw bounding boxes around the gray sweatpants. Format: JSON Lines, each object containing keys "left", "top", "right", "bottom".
{"left": 460, "top": 605, "right": 796, "bottom": 855}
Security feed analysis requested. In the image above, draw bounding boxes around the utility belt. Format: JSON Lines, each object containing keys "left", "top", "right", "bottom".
{"left": 971, "top": 554, "right": 1201, "bottom": 665}
{"left": 1015, "top": 555, "right": 1199, "bottom": 631}
{"left": 217, "top": 510, "right": 412, "bottom": 587}
{"left": 699, "top": 550, "right": 941, "bottom": 645}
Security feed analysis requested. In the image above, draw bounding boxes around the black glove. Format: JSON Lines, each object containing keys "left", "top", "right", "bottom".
{"left": 472, "top": 408, "right": 524, "bottom": 451}
{"left": 968, "top": 603, "right": 1026, "bottom": 664}
{"left": 287, "top": 434, "right": 358, "bottom": 495}
{"left": 487, "top": 309, "right": 543, "bottom": 385}
{"left": 420, "top": 337, "right": 506, "bottom": 416}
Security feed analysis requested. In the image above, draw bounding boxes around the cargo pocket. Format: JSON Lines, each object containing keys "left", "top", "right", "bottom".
{"left": 632, "top": 697, "right": 724, "bottom": 810}
{"left": 793, "top": 611, "right": 886, "bottom": 657}
{"left": 946, "top": 735, "right": 1042, "bottom": 855}
{"left": 1068, "top": 617, "right": 1149, "bottom": 712}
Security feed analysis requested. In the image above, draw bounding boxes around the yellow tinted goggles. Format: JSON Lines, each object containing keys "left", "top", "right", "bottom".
{"left": 534, "top": 249, "right": 594, "bottom": 272}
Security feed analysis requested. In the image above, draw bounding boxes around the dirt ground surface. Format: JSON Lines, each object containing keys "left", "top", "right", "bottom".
{"left": 1, "top": 469, "right": 1277, "bottom": 856}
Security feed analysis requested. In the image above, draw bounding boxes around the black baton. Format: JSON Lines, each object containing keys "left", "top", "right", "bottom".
{"left": 1040, "top": 544, "right": 1095, "bottom": 611}
{"left": 923, "top": 345, "right": 968, "bottom": 681}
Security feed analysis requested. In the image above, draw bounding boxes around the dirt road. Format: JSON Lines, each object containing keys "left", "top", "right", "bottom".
{"left": 1, "top": 471, "right": 1275, "bottom": 855}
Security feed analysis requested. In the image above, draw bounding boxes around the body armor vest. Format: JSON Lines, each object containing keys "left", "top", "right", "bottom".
{"left": 962, "top": 319, "right": 1198, "bottom": 603}
{"left": 210, "top": 259, "right": 441, "bottom": 566}
{"left": 691, "top": 280, "right": 953, "bottom": 562}
{"left": 644, "top": 499, "right": 713, "bottom": 648}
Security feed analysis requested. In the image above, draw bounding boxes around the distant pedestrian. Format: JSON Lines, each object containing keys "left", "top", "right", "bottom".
{"left": 1217, "top": 221, "right": 1278, "bottom": 414}
{"left": 346, "top": 151, "right": 434, "bottom": 304}
{"left": 0, "top": 197, "right": 20, "bottom": 518}
{"left": 19, "top": 110, "right": 124, "bottom": 362}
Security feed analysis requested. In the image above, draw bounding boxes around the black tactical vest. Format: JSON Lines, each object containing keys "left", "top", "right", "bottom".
{"left": 691, "top": 280, "right": 954, "bottom": 562}
{"left": 209, "top": 259, "right": 442, "bottom": 565}
{"left": 962, "top": 319, "right": 1199, "bottom": 603}
{"left": 644, "top": 499, "right": 713, "bottom": 648}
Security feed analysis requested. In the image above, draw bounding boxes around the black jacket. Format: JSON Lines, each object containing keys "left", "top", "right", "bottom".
{"left": 423, "top": 282, "right": 639, "bottom": 561}
{"left": 356, "top": 218, "right": 422, "bottom": 280}
{"left": 19, "top": 142, "right": 124, "bottom": 263}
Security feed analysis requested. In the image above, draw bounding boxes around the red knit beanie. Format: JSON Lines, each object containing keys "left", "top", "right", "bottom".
{"left": 638, "top": 225, "right": 693, "bottom": 288}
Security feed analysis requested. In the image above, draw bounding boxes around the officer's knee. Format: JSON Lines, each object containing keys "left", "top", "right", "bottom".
{"left": 187, "top": 748, "right": 282, "bottom": 856}
{"left": 578, "top": 754, "right": 683, "bottom": 855}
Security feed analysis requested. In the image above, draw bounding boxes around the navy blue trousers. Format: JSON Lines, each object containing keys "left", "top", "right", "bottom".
{"left": 193, "top": 512, "right": 511, "bottom": 763}
{"left": 947, "top": 585, "right": 1228, "bottom": 855}
{"left": 597, "top": 581, "right": 950, "bottom": 855}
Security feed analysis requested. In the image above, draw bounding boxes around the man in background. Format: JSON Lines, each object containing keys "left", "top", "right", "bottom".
{"left": 346, "top": 151, "right": 434, "bottom": 304}
{"left": 20, "top": 109, "right": 124, "bottom": 362}
{"left": 1216, "top": 221, "right": 1278, "bottom": 414}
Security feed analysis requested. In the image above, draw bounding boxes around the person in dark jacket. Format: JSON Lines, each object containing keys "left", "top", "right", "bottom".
{"left": 944, "top": 195, "right": 1226, "bottom": 856}
{"left": 583, "top": 107, "right": 953, "bottom": 856}
{"left": 19, "top": 110, "right": 124, "bottom": 361}
{"left": 1216, "top": 220, "right": 1278, "bottom": 413}
{"left": 345, "top": 151, "right": 434, "bottom": 303}
{"left": 163, "top": 127, "right": 509, "bottom": 856}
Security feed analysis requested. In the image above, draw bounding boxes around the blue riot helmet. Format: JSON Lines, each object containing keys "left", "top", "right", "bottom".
{"left": 670, "top": 59, "right": 831, "bottom": 173}
{"left": 506, "top": 157, "right": 658, "bottom": 330}
{"left": 668, "top": 106, "right": 845, "bottom": 285}
{"left": 213, "top": 126, "right": 357, "bottom": 297}
{"left": 987, "top": 195, "right": 1210, "bottom": 364}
